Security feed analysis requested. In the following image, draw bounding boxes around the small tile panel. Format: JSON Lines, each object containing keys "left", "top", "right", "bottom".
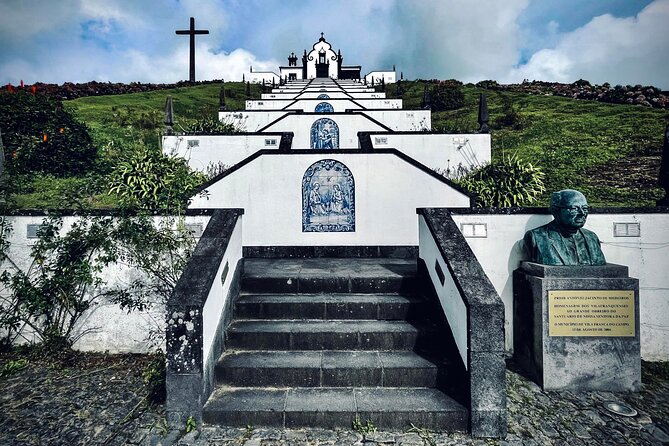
{"left": 310, "top": 118, "right": 339, "bottom": 149}
{"left": 302, "top": 159, "right": 355, "bottom": 232}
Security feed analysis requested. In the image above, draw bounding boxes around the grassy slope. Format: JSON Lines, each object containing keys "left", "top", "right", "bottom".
{"left": 12, "top": 82, "right": 255, "bottom": 208}
{"left": 388, "top": 81, "right": 669, "bottom": 206}
{"left": 14, "top": 80, "right": 668, "bottom": 208}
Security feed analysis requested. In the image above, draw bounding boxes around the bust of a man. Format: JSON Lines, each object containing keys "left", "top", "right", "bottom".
{"left": 523, "top": 189, "right": 606, "bottom": 265}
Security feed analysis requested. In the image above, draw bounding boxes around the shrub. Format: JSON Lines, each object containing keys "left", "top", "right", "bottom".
{"left": 108, "top": 146, "right": 207, "bottom": 213}
{"left": 429, "top": 83, "right": 465, "bottom": 111}
{"left": 0, "top": 91, "right": 97, "bottom": 177}
{"left": 182, "top": 116, "right": 237, "bottom": 135}
{"left": 0, "top": 217, "right": 124, "bottom": 349}
{"left": 494, "top": 96, "right": 528, "bottom": 130}
{"left": 457, "top": 154, "right": 546, "bottom": 207}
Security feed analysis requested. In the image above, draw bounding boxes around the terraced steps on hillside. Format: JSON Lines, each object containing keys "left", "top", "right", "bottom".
{"left": 203, "top": 257, "right": 467, "bottom": 431}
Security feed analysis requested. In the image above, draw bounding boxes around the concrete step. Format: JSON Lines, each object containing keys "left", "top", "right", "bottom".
{"left": 226, "top": 320, "right": 436, "bottom": 351}
{"left": 202, "top": 387, "right": 468, "bottom": 430}
{"left": 235, "top": 293, "right": 426, "bottom": 320}
{"left": 242, "top": 258, "right": 416, "bottom": 294}
{"left": 216, "top": 350, "right": 450, "bottom": 388}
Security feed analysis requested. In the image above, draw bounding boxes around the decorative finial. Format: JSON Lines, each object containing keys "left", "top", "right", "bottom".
{"left": 658, "top": 122, "right": 669, "bottom": 206}
{"left": 164, "top": 96, "right": 174, "bottom": 134}
{"left": 477, "top": 93, "right": 490, "bottom": 134}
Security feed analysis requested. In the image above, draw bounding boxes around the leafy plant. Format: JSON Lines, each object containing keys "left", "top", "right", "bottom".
{"left": 352, "top": 415, "right": 377, "bottom": 436}
{"left": 108, "top": 145, "right": 207, "bottom": 213}
{"left": 457, "top": 153, "right": 546, "bottom": 207}
{"left": 0, "top": 217, "right": 131, "bottom": 350}
{"left": 143, "top": 350, "right": 166, "bottom": 405}
{"left": 407, "top": 423, "right": 436, "bottom": 446}
{"left": 181, "top": 115, "right": 239, "bottom": 135}
{"left": 185, "top": 416, "right": 196, "bottom": 433}
{"left": 0, "top": 359, "right": 28, "bottom": 378}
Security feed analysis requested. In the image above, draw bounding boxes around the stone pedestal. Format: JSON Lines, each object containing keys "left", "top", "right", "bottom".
{"left": 513, "top": 262, "right": 640, "bottom": 391}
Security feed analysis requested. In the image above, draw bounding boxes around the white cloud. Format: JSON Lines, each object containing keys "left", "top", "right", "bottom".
{"left": 386, "top": 0, "right": 530, "bottom": 81}
{"left": 507, "top": 0, "right": 669, "bottom": 87}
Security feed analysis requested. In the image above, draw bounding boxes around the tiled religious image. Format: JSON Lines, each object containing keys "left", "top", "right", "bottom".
{"left": 302, "top": 159, "right": 355, "bottom": 232}
{"left": 315, "top": 102, "right": 334, "bottom": 113}
{"left": 310, "top": 118, "right": 339, "bottom": 149}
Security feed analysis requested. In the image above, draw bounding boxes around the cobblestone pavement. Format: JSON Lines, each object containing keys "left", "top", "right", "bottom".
{"left": 132, "top": 364, "right": 669, "bottom": 446}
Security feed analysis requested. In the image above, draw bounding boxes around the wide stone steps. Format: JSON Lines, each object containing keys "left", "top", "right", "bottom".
{"left": 216, "top": 350, "right": 450, "bottom": 387}
{"left": 241, "top": 258, "right": 417, "bottom": 294}
{"left": 235, "top": 293, "right": 426, "bottom": 320}
{"left": 202, "top": 387, "right": 468, "bottom": 430}
{"left": 226, "top": 319, "right": 437, "bottom": 351}
{"left": 203, "top": 257, "right": 467, "bottom": 431}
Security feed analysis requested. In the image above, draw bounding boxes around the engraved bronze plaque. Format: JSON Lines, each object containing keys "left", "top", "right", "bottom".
{"left": 548, "top": 290, "right": 635, "bottom": 337}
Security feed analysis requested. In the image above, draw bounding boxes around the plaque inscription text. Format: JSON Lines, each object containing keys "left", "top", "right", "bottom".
{"left": 548, "top": 290, "right": 635, "bottom": 337}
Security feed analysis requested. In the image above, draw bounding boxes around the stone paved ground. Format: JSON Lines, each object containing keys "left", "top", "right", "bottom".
{"left": 133, "top": 362, "right": 669, "bottom": 446}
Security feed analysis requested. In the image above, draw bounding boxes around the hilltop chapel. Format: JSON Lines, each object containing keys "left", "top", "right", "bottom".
{"left": 163, "top": 34, "right": 503, "bottom": 438}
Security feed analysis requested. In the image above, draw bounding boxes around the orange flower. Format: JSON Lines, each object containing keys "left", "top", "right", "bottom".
{"left": 43, "top": 133, "right": 48, "bottom": 142}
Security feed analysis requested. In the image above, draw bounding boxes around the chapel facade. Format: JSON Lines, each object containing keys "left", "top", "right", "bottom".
{"left": 248, "top": 34, "right": 396, "bottom": 84}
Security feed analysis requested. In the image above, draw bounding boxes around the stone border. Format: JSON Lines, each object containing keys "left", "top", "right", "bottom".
{"left": 166, "top": 208, "right": 244, "bottom": 425}
{"left": 417, "top": 208, "right": 507, "bottom": 438}
{"left": 243, "top": 245, "right": 418, "bottom": 259}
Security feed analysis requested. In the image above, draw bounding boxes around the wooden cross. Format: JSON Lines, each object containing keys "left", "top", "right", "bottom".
{"left": 176, "top": 17, "right": 209, "bottom": 82}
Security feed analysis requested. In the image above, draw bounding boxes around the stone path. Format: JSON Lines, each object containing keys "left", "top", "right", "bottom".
{"left": 132, "top": 363, "right": 669, "bottom": 446}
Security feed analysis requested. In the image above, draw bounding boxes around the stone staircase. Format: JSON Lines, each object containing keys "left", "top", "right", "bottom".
{"left": 202, "top": 257, "right": 468, "bottom": 431}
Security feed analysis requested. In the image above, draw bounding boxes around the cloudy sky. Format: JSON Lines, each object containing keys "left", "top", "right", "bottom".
{"left": 1, "top": 0, "right": 667, "bottom": 88}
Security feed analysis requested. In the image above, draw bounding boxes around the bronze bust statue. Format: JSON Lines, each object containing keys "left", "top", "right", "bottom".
{"left": 524, "top": 189, "right": 606, "bottom": 265}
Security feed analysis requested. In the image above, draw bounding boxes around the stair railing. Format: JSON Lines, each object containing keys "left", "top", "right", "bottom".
{"left": 417, "top": 208, "right": 507, "bottom": 438}
{"left": 165, "top": 208, "right": 244, "bottom": 425}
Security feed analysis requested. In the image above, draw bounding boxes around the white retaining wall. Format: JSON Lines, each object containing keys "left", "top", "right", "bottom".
{"left": 371, "top": 133, "right": 491, "bottom": 172}
{"left": 259, "top": 114, "right": 388, "bottom": 148}
{"left": 357, "top": 110, "right": 432, "bottom": 131}
{"left": 0, "top": 215, "right": 211, "bottom": 353}
{"left": 162, "top": 134, "right": 283, "bottom": 172}
{"left": 450, "top": 212, "right": 669, "bottom": 360}
{"left": 189, "top": 153, "right": 471, "bottom": 246}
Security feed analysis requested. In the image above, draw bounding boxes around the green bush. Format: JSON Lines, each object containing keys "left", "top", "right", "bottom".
{"left": 0, "top": 217, "right": 122, "bottom": 349}
{"left": 0, "top": 91, "right": 97, "bottom": 177}
{"left": 429, "top": 83, "right": 465, "bottom": 111}
{"left": 457, "top": 154, "right": 546, "bottom": 207}
{"left": 108, "top": 145, "right": 207, "bottom": 213}
{"left": 182, "top": 116, "right": 238, "bottom": 135}
{"left": 494, "top": 96, "right": 528, "bottom": 130}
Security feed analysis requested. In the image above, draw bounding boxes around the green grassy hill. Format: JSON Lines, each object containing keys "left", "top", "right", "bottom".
{"left": 7, "top": 80, "right": 669, "bottom": 208}
{"left": 386, "top": 81, "right": 669, "bottom": 206}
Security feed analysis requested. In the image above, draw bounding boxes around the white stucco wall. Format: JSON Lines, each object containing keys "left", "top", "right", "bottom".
{"left": 162, "top": 134, "right": 283, "bottom": 172}
{"left": 365, "top": 71, "right": 397, "bottom": 84}
{"left": 262, "top": 91, "right": 387, "bottom": 100}
{"left": 202, "top": 215, "right": 243, "bottom": 364}
{"left": 418, "top": 216, "right": 468, "bottom": 368}
{"left": 0, "top": 215, "right": 210, "bottom": 353}
{"left": 357, "top": 110, "right": 432, "bottom": 131}
{"left": 189, "top": 153, "right": 471, "bottom": 246}
{"left": 248, "top": 71, "right": 280, "bottom": 84}
{"left": 450, "top": 212, "right": 669, "bottom": 360}
{"left": 305, "top": 40, "right": 338, "bottom": 79}
{"left": 371, "top": 133, "right": 491, "bottom": 172}
{"left": 219, "top": 111, "right": 292, "bottom": 132}
{"left": 259, "top": 114, "right": 388, "bottom": 148}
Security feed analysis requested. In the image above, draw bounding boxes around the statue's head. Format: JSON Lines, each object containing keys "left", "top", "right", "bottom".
{"left": 549, "top": 189, "right": 590, "bottom": 232}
